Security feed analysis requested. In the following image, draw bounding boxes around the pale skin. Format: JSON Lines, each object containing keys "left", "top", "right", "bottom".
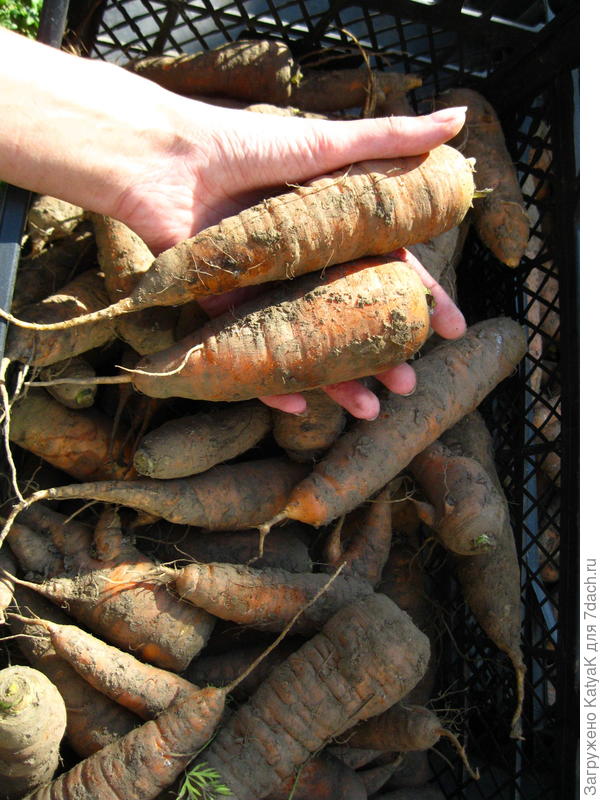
{"left": 0, "top": 27, "right": 467, "bottom": 419}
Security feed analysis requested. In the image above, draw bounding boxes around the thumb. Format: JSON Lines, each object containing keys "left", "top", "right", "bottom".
{"left": 215, "top": 106, "right": 467, "bottom": 194}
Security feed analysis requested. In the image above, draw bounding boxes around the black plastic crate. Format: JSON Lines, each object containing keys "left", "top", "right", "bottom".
{"left": 0, "top": 2, "right": 579, "bottom": 798}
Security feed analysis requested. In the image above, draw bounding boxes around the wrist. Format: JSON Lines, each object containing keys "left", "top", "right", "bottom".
{"left": 0, "top": 28, "right": 188, "bottom": 220}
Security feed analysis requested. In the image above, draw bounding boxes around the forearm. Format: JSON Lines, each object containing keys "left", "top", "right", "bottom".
{"left": 0, "top": 28, "right": 186, "bottom": 217}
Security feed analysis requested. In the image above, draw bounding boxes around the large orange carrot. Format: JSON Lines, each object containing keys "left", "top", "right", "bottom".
{"left": 200, "top": 593, "right": 430, "bottom": 800}
{"left": 9, "top": 586, "right": 139, "bottom": 757}
{"left": 128, "top": 255, "right": 431, "bottom": 401}
{"left": 0, "top": 145, "right": 475, "bottom": 331}
{"left": 267, "top": 317, "right": 526, "bottom": 528}
{"left": 0, "top": 665, "right": 67, "bottom": 799}
{"left": 127, "top": 40, "right": 301, "bottom": 104}
{"left": 133, "top": 401, "right": 272, "bottom": 479}
{"left": 168, "top": 561, "right": 373, "bottom": 634}
{"left": 9, "top": 389, "right": 136, "bottom": 481}
{"left": 2, "top": 457, "right": 309, "bottom": 534}
{"left": 435, "top": 87, "right": 530, "bottom": 267}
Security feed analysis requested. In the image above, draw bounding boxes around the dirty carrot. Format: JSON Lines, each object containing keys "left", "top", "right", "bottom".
{"left": 262, "top": 316, "right": 527, "bottom": 529}
{"left": 0, "top": 665, "right": 67, "bottom": 799}
{"left": 0, "top": 144, "right": 476, "bottom": 331}
{"left": 23, "top": 567, "right": 345, "bottom": 800}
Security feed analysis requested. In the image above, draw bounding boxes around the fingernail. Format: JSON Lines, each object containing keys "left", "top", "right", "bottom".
{"left": 429, "top": 106, "right": 467, "bottom": 123}
{"left": 401, "top": 386, "right": 417, "bottom": 397}
{"left": 365, "top": 413, "right": 379, "bottom": 421}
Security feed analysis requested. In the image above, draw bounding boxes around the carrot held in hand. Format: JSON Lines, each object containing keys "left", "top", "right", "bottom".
{"left": 0, "top": 144, "right": 476, "bottom": 331}
{"left": 127, "top": 255, "right": 431, "bottom": 401}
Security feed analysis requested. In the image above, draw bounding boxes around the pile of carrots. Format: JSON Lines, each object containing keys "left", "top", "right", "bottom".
{"left": 0, "top": 37, "right": 535, "bottom": 800}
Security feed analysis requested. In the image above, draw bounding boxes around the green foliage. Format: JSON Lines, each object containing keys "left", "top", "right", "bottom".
{"left": 176, "top": 762, "right": 232, "bottom": 800}
{"left": 0, "top": 0, "right": 43, "bottom": 38}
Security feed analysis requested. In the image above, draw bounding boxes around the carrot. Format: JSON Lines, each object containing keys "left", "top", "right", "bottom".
{"left": 343, "top": 703, "right": 478, "bottom": 778}
{"left": 378, "top": 540, "right": 438, "bottom": 708}
{"left": 26, "top": 195, "right": 83, "bottom": 256}
{"left": 38, "top": 355, "right": 97, "bottom": 409}
{"left": 11, "top": 223, "right": 94, "bottom": 313}
{"left": 442, "top": 411, "right": 525, "bottom": 739}
{"left": 9, "top": 585, "right": 140, "bottom": 756}
{"left": 408, "top": 439, "right": 506, "bottom": 555}
{"left": 6, "top": 505, "right": 216, "bottom": 673}
{"left": 90, "top": 213, "right": 178, "bottom": 356}
{"left": 356, "top": 754, "right": 406, "bottom": 797}
{"left": 3, "top": 518, "right": 64, "bottom": 579}
{"left": 168, "top": 561, "right": 373, "bottom": 634}
{"left": 183, "top": 638, "right": 302, "bottom": 702}
{"left": 133, "top": 401, "right": 271, "bottom": 479}
{"left": 0, "top": 144, "right": 476, "bottom": 331}
{"left": 0, "top": 548, "right": 16, "bottom": 622}
{"left": 9, "top": 389, "right": 136, "bottom": 481}
{"left": 126, "top": 255, "right": 431, "bottom": 402}
{"left": 533, "top": 395, "right": 561, "bottom": 485}
{"left": 4, "top": 268, "right": 116, "bottom": 367}
{"left": 22, "top": 566, "right": 344, "bottom": 800}
{"left": 435, "top": 87, "right": 530, "bottom": 267}
{"left": 323, "top": 485, "right": 393, "bottom": 585}
{"left": 265, "top": 316, "right": 527, "bottom": 528}
{"left": 16, "top": 503, "right": 92, "bottom": 562}
{"left": 0, "top": 665, "right": 67, "bottom": 799}
{"left": 199, "top": 593, "right": 430, "bottom": 800}
{"left": 15, "top": 615, "right": 201, "bottom": 721}
{"left": 127, "top": 40, "right": 301, "bottom": 104}
{"left": 2, "top": 457, "right": 309, "bottom": 535}
{"left": 290, "top": 67, "right": 422, "bottom": 112}
{"left": 265, "top": 752, "right": 368, "bottom": 800}
{"left": 272, "top": 389, "right": 346, "bottom": 463}
{"left": 155, "top": 524, "right": 313, "bottom": 573}
{"left": 245, "top": 102, "right": 329, "bottom": 119}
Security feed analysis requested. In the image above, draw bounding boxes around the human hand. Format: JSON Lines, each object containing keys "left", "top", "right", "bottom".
{"left": 110, "top": 99, "right": 467, "bottom": 418}
{"left": 1, "top": 30, "right": 466, "bottom": 418}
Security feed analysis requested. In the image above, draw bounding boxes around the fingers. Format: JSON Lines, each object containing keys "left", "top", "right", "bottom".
{"left": 322, "top": 381, "right": 380, "bottom": 420}
{"left": 394, "top": 247, "right": 467, "bottom": 340}
{"left": 259, "top": 393, "right": 307, "bottom": 415}
{"left": 374, "top": 362, "right": 417, "bottom": 395}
